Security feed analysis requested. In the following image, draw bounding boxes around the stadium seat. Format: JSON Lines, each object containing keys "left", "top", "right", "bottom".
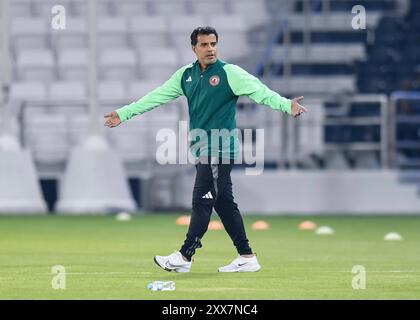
{"left": 152, "top": 0, "right": 188, "bottom": 16}
{"left": 128, "top": 80, "right": 164, "bottom": 101}
{"left": 298, "top": 102, "right": 325, "bottom": 156}
{"left": 324, "top": 150, "right": 350, "bottom": 169}
{"left": 24, "top": 114, "right": 69, "bottom": 163}
{"left": 34, "top": 0, "right": 72, "bottom": 17}
{"left": 10, "top": 0, "right": 33, "bottom": 17}
{"left": 9, "top": 82, "right": 48, "bottom": 116}
{"left": 107, "top": 116, "right": 150, "bottom": 162}
{"left": 11, "top": 18, "right": 48, "bottom": 52}
{"left": 230, "top": 0, "right": 269, "bottom": 28}
{"left": 70, "top": 0, "right": 111, "bottom": 17}
{"left": 50, "top": 18, "right": 88, "bottom": 51}
{"left": 168, "top": 15, "right": 207, "bottom": 49}
{"left": 129, "top": 16, "right": 168, "bottom": 48}
{"left": 98, "top": 81, "right": 128, "bottom": 102}
{"left": 47, "top": 81, "right": 88, "bottom": 116}
{"left": 287, "top": 13, "right": 382, "bottom": 31}
{"left": 271, "top": 44, "right": 366, "bottom": 64}
{"left": 99, "top": 48, "right": 137, "bottom": 81}
{"left": 208, "top": 15, "right": 247, "bottom": 33}
{"left": 352, "top": 151, "right": 380, "bottom": 169}
{"left": 68, "top": 115, "right": 107, "bottom": 146}
{"left": 268, "top": 76, "right": 355, "bottom": 95}
{"left": 178, "top": 48, "right": 197, "bottom": 66}
{"left": 208, "top": 15, "right": 249, "bottom": 60}
{"left": 9, "top": 82, "right": 48, "bottom": 103}
{"left": 97, "top": 16, "right": 129, "bottom": 50}
{"left": 114, "top": 0, "right": 151, "bottom": 17}
{"left": 57, "top": 48, "right": 88, "bottom": 81}
{"left": 16, "top": 49, "right": 56, "bottom": 82}
{"left": 190, "top": 0, "right": 228, "bottom": 14}
{"left": 139, "top": 105, "right": 181, "bottom": 164}
{"left": 139, "top": 48, "right": 178, "bottom": 80}
{"left": 48, "top": 81, "right": 87, "bottom": 102}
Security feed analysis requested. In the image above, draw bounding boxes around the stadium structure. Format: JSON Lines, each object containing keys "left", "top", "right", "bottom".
{"left": 0, "top": 0, "right": 419, "bottom": 215}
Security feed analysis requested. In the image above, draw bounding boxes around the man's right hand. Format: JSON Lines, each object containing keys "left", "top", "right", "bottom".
{"left": 104, "top": 111, "right": 122, "bottom": 128}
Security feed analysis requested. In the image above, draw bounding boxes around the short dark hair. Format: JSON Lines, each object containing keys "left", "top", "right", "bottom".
{"left": 190, "top": 26, "right": 218, "bottom": 46}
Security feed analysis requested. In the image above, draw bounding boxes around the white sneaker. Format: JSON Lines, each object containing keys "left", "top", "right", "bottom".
{"left": 218, "top": 255, "right": 261, "bottom": 273}
{"left": 154, "top": 251, "right": 192, "bottom": 273}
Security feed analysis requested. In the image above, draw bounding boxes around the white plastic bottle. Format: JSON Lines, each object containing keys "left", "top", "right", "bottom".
{"left": 147, "top": 281, "right": 175, "bottom": 291}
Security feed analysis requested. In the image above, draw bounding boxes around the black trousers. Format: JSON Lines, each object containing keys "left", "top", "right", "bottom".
{"left": 179, "top": 158, "right": 253, "bottom": 260}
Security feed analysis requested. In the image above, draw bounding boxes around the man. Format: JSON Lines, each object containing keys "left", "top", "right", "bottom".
{"left": 104, "top": 27, "right": 307, "bottom": 273}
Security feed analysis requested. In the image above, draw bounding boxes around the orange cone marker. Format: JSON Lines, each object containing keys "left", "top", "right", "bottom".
{"left": 299, "top": 220, "right": 317, "bottom": 230}
{"left": 176, "top": 215, "right": 191, "bottom": 226}
{"left": 208, "top": 220, "right": 224, "bottom": 230}
{"left": 251, "top": 220, "right": 270, "bottom": 230}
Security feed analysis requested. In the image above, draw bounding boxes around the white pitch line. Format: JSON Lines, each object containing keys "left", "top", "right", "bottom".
{"left": 0, "top": 271, "right": 153, "bottom": 276}
{"left": 335, "top": 270, "right": 420, "bottom": 273}
{"left": 46, "top": 272, "right": 153, "bottom": 275}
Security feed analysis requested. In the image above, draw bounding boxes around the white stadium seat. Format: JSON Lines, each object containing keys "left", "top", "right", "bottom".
{"left": 230, "top": 0, "right": 268, "bottom": 28}
{"left": 98, "top": 81, "right": 128, "bottom": 102}
{"left": 57, "top": 48, "right": 88, "bottom": 81}
{"left": 177, "top": 48, "right": 197, "bottom": 67}
{"left": 114, "top": 0, "right": 150, "bottom": 17}
{"left": 70, "top": 0, "right": 111, "bottom": 17}
{"left": 99, "top": 48, "right": 137, "bottom": 81}
{"left": 324, "top": 151, "right": 350, "bottom": 169}
{"left": 191, "top": 0, "right": 228, "bottom": 14}
{"left": 34, "top": 0, "right": 72, "bottom": 17}
{"left": 208, "top": 15, "right": 249, "bottom": 60}
{"left": 268, "top": 76, "right": 356, "bottom": 95}
{"left": 168, "top": 15, "right": 208, "bottom": 49}
{"left": 271, "top": 44, "right": 366, "bottom": 64}
{"left": 127, "top": 80, "right": 165, "bottom": 101}
{"left": 139, "top": 48, "right": 178, "bottom": 80}
{"left": 153, "top": 0, "right": 188, "bottom": 16}
{"left": 107, "top": 116, "right": 150, "bottom": 162}
{"left": 50, "top": 18, "right": 88, "bottom": 51}
{"left": 287, "top": 13, "right": 382, "bottom": 31}
{"left": 129, "top": 16, "right": 168, "bottom": 48}
{"left": 11, "top": 18, "right": 48, "bottom": 52}
{"left": 48, "top": 81, "right": 87, "bottom": 101}
{"left": 10, "top": 0, "right": 33, "bottom": 17}
{"left": 208, "top": 15, "right": 247, "bottom": 33}
{"left": 68, "top": 115, "right": 106, "bottom": 146}
{"left": 9, "top": 82, "right": 48, "bottom": 103}
{"left": 16, "top": 49, "right": 55, "bottom": 82}
{"left": 47, "top": 82, "right": 88, "bottom": 116}
{"left": 97, "top": 17, "right": 129, "bottom": 49}
{"left": 9, "top": 82, "right": 48, "bottom": 116}
{"left": 24, "top": 114, "right": 69, "bottom": 163}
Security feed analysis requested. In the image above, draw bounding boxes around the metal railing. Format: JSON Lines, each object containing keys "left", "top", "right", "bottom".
{"left": 389, "top": 91, "right": 420, "bottom": 168}
{"left": 286, "top": 94, "right": 389, "bottom": 169}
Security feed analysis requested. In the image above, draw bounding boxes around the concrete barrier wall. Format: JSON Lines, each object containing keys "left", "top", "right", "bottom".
{"left": 174, "top": 170, "right": 420, "bottom": 214}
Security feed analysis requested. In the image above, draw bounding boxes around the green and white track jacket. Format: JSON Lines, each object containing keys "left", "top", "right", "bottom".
{"left": 116, "top": 59, "right": 292, "bottom": 159}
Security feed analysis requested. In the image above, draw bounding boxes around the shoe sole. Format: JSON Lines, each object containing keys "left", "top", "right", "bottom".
{"left": 153, "top": 256, "right": 190, "bottom": 273}
{"left": 153, "top": 256, "right": 173, "bottom": 272}
{"left": 218, "top": 265, "right": 261, "bottom": 273}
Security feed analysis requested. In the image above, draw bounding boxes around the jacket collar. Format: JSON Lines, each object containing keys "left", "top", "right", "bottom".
{"left": 194, "top": 59, "right": 220, "bottom": 73}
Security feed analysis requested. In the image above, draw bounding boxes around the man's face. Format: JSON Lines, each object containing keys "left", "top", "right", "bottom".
{"left": 192, "top": 34, "right": 218, "bottom": 66}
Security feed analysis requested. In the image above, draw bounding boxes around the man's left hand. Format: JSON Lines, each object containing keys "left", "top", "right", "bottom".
{"left": 291, "top": 96, "right": 308, "bottom": 118}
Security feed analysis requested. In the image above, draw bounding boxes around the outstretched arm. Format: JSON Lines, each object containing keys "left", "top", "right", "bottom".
{"left": 224, "top": 64, "right": 307, "bottom": 118}
{"left": 104, "top": 64, "right": 191, "bottom": 128}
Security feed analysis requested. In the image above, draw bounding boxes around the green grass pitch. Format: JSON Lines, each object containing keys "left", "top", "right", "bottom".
{"left": 0, "top": 214, "right": 419, "bottom": 299}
